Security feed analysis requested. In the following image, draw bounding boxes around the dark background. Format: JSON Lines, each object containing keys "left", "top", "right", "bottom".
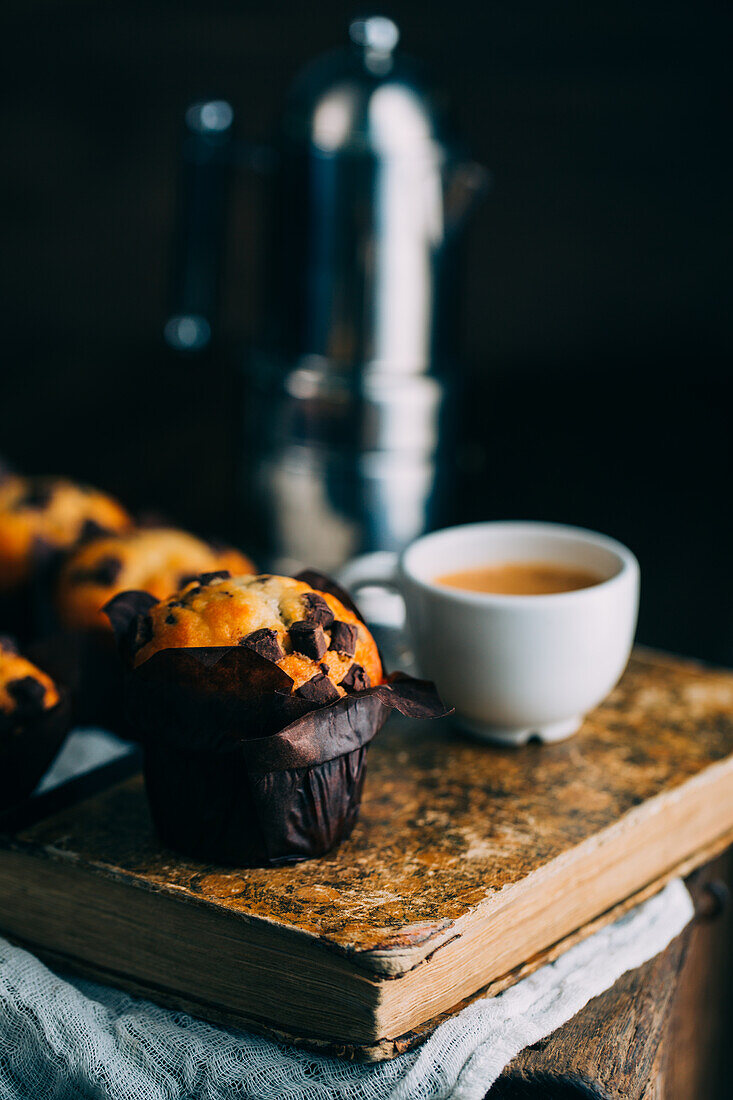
{"left": 1, "top": 0, "right": 731, "bottom": 663}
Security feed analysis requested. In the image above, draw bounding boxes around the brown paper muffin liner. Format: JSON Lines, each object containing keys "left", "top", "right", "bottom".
{"left": 106, "top": 581, "right": 449, "bottom": 866}
{"left": 0, "top": 690, "right": 71, "bottom": 811}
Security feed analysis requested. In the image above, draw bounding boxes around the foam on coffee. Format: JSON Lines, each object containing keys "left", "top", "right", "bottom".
{"left": 436, "top": 561, "right": 603, "bottom": 596}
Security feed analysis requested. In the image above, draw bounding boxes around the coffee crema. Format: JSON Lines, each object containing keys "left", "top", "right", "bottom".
{"left": 435, "top": 561, "right": 603, "bottom": 596}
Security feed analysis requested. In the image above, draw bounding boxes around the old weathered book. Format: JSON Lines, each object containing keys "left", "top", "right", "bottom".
{"left": 1, "top": 650, "right": 732, "bottom": 1060}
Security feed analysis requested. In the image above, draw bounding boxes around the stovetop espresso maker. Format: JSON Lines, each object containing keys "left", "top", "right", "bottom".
{"left": 166, "top": 16, "right": 487, "bottom": 571}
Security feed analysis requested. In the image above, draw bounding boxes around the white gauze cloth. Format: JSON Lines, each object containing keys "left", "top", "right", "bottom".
{"left": 0, "top": 879, "right": 693, "bottom": 1100}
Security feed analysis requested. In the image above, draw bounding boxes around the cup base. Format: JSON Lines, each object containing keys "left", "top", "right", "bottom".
{"left": 456, "top": 715, "right": 582, "bottom": 746}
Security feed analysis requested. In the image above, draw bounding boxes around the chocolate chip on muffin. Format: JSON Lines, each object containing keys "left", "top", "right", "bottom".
{"left": 329, "top": 621, "right": 357, "bottom": 657}
{"left": 79, "top": 518, "right": 113, "bottom": 544}
{"left": 240, "top": 628, "right": 285, "bottom": 663}
{"left": 0, "top": 637, "right": 59, "bottom": 716}
{"left": 339, "top": 664, "right": 371, "bottom": 691}
{"left": 296, "top": 673, "right": 341, "bottom": 705}
{"left": 7, "top": 675, "right": 47, "bottom": 714}
{"left": 301, "top": 592, "right": 335, "bottom": 628}
{"left": 71, "top": 554, "right": 123, "bottom": 587}
{"left": 289, "top": 621, "right": 328, "bottom": 660}
{"left": 13, "top": 483, "right": 54, "bottom": 510}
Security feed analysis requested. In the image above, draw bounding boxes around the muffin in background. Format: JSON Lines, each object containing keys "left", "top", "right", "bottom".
{"left": 56, "top": 527, "right": 255, "bottom": 632}
{"left": 0, "top": 635, "right": 69, "bottom": 810}
{"left": 0, "top": 475, "right": 131, "bottom": 592}
{"left": 0, "top": 475, "right": 131, "bottom": 640}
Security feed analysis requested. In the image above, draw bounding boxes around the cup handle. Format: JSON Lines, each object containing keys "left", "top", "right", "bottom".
{"left": 337, "top": 552, "right": 405, "bottom": 629}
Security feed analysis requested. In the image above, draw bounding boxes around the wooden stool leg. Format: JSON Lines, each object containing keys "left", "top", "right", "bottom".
{"left": 491, "top": 848, "right": 733, "bottom": 1099}
{"left": 663, "top": 849, "right": 732, "bottom": 1099}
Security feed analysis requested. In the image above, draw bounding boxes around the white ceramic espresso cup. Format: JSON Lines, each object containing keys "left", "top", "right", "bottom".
{"left": 339, "top": 521, "right": 640, "bottom": 745}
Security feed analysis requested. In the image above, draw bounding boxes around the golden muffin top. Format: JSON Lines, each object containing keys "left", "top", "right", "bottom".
{"left": 0, "top": 476, "right": 131, "bottom": 590}
{"left": 57, "top": 527, "right": 255, "bottom": 631}
{"left": 131, "top": 573, "right": 382, "bottom": 702}
{"left": 0, "top": 636, "right": 59, "bottom": 715}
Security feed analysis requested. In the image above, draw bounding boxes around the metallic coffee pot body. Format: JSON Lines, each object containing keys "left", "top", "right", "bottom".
{"left": 167, "top": 18, "right": 486, "bottom": 571}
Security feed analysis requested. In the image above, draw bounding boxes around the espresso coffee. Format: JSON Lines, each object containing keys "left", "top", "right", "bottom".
{"left": 436, "top": 561, "right": 603, "bottom": 596}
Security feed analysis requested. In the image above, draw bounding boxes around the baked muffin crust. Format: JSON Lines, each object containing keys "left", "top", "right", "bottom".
{"left": 57, "top": 527, "right": 254, "bottom": 631}
{"left": 132, "top": 573, "right": 382, "bottom": 697}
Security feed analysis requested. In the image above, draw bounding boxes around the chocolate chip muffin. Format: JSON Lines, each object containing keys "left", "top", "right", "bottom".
{"left": 0, "top": 475, "right": 131, "bottom": 592}
{"left": 56, "top": 528, "right": 255, "bottom": 632}
{"left": 132, "top": 572, "right": 382, "bottom": 701}
{"left": 0, "top": 635, "right": 69, "bottom": 809}
{"left": 109, "top": 573, "right": 445, "bottom": 864}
